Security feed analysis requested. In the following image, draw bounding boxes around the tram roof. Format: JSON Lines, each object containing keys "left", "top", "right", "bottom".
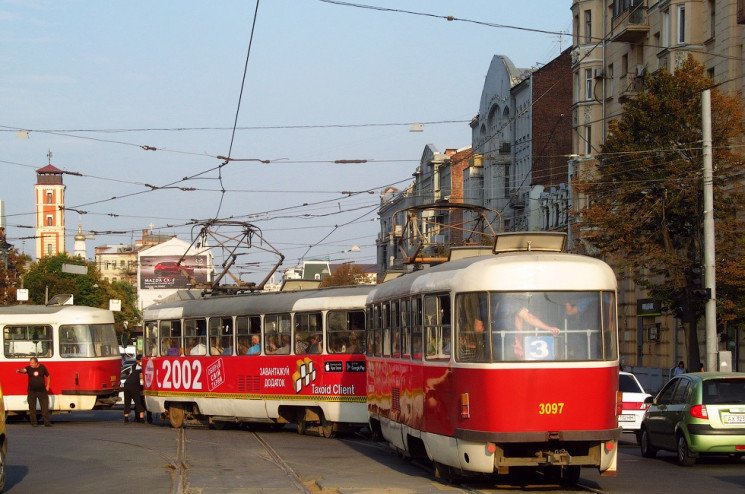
{"left": 143, "top": 284, "right": 376, "bottom": 319}
{"left": 369, "top": 251, "right": 617, "bottom": 301}
{"left": 0, "top": 304, "right": 112, "bottom": 316}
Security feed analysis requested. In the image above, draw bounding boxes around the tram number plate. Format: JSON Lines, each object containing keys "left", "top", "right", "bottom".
{"left": 723, "top": 414, "right": 745, "bottom": 424}
{"left": 618, "top": 414, "right": 636, "bottom": 422}
{"left": 523, "top": 336, "right": 555, "bottom": 361}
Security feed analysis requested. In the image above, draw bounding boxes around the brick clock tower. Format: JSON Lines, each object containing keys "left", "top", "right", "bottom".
{"left": 35, "top": 156, "right": 66, "bottom": 258}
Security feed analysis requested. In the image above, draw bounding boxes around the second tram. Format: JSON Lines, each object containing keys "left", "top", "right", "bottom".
{"left": 365, "top": 233, "right": 620, "bottom": 483}
{"left": 142, "top": 285, "right": 373, "bottom": 436}
{"left": 0, "top": 304, "right": 121, "bottom": 415}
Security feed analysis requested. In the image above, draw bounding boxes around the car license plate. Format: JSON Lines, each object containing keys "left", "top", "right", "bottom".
{"left": 723, "top": 414, "right": 745, "bottom": 424}
{"left": 618, "top": 414, "right": 636, "bottom": 422}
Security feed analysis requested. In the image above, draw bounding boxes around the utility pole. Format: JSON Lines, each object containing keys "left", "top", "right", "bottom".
{"left": 702, "top": 90, "right": 717, "bottom": 372}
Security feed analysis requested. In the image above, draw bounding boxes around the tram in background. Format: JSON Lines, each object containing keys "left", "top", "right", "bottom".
{"left": 0, "top": 303, "right": 121, "bottom": 415}
{"left": 142, "top": 285, "right": 373, "bottom": 436}
{"left": 365, "top": 232, "right": 620, "bottom": 484}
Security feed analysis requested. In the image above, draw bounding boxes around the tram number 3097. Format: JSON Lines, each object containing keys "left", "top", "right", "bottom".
{"left": 160, "top": 360, "right": 204, "bottom": 390}
{"left": 537, "top": 402, "right": 565, "bottom": 415}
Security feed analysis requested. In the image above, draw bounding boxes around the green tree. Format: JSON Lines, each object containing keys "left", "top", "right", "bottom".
{"left": 0, "top": 246, "right": 31, "bottom": 305}
{"left": 575, "top": 57, "right": 745, "bottom": 369}
{"left": 22, "top": 253, "right": 141, "bottom": 338}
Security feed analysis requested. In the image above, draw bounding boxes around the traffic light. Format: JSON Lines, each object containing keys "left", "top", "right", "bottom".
{"left": 689, "top": 266, "right": 710, "bottom": 300}
{"left": 691, "top": 266, "right": 703, "bottom": 288}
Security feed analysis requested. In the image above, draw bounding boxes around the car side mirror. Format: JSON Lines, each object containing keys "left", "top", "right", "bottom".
{"left": 644, "top": 395, "right": 654, "bottom": 405}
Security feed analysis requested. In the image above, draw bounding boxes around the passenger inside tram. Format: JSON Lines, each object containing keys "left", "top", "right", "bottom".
{"left": 209, "top": 337, "right": 223, "bottom": 356}
{"left": 275, "top": 335, "right": 290, "bottom": 354}
{"left": 221, "top": 336, "right": 233, "bottom": 355}
{"left": 247, "top": 334, "right": 261, "bottom": 355}
{"left": 188, "top": 337, "right": 207, "bottom": 355}
{"left": 236, "top": 336, "right": 250, "bottom": 355}
{"left": 306, "top": 334, "right": 323, "bottom": 354}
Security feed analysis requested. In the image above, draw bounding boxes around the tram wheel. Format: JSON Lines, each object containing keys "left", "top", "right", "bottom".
{"left": 318, "top": 423, "right": 334, "bottom": 438}
{"left": 168, "top": 406, "right": 186, "bottom": 429}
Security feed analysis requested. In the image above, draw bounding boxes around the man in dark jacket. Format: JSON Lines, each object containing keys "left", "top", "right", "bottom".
{"left": 123, "top": 356, "right": 145, "bottom": 423}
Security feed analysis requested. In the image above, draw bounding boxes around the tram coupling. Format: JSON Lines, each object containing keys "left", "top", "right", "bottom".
{"left": 538, "top": 449, "right": 571, "bottom": 465}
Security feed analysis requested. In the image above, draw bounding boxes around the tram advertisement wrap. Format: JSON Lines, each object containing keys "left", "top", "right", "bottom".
{"left": 144, "top": 356, "right": 366, "bottom": 399}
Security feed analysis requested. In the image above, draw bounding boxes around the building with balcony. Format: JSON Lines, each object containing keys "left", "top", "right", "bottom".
{"left": 569, "top": 0, "right": 745, "bottom": 374}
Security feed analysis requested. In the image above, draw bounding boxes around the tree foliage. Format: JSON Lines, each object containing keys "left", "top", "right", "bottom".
{"left": 0, "top": 246, "right": 31, "bottom": 305}
{"left": 575, "top": 57, "right": 745, "bottom": 367}
{"left": 318, "top": 263, "right": 370, "bottom": 288}
{"left": 22, "top": 253, "right": 141, "bottom": 335}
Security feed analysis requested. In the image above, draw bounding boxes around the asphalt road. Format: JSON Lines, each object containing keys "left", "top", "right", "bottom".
{"left": 3, "top": 410, "right": 744, "bottom": 493}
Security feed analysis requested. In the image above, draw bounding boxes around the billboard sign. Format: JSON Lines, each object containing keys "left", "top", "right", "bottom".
{"left": 140, "top": 255, "right": 209, "bottom": 289}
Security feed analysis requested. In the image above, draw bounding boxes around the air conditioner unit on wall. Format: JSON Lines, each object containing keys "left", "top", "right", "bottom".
{"left": 593, "top": 68, "right": 605, "bottom": 79}
{"left": 635, "top": 64, "right": 646, "bottom": 78}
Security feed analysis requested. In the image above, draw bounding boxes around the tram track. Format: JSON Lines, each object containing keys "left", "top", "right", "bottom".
{"left": 165, "top": 426, "right": 312, "bottom": 493}
{"left": 251, "top": 431, "right": 313, "bottom": 493}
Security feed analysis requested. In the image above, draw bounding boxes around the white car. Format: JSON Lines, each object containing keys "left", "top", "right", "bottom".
{"left": 618, "top": 371, "right": 652, "bottom": 442}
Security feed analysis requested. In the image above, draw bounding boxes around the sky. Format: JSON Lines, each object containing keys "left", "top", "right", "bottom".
{"left": 0, "top": 0, "right": 572, "bottom": 283}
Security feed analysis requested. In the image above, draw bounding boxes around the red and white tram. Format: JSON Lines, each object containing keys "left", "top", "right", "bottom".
{"left": 142, "top": 285, "right": 373, "bottom": 436}
{"left": 365, "top": 233, "right": 620, "bottom": 483}
{"left": 0, "top": 304, "right": 121, "bottom": 415}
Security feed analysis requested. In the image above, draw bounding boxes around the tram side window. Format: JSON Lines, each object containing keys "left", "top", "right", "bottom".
{"left": 411, "top": 298, "right": 422, "bottom": 360}
{"left": 400, "top": 298, "right": 411, "bottom": 358}
{"left": 371, "top": 305, "right": 382, "bottom": 356}
{"left": 601, "top": 292, "right": 617, "bottom": 360}
{"left": 184, "top": 318, "right": 207, "bottom": 356}
{"left": 327, "top": 310, "right": 365, "bottom": 354}
{"left": 59, "top": 324, "right": 117, "bottom": 358}
{"left": 144, "top": 321, "right": 159, "bottom": 356}
{"left": 237, "top": 315, "right": 263, "bottom": 355}
{"left": 390, "top": 300, "right": 401, "bottom": 357}
{"left": 209, "top": 316, "right": 234, "bottom": 355}
{"left": 159, "top": 320, "right": 183, "bottom": 356}
{"left": 424, "top": 293, "right": 451, "bottom": 361}
{"left": 365, "top": 307, "right": 377, "bottom": 356}
{"left": 88, "top": 324, "right": 118, "bottom": 357}
{"left": 3, "top": 325, "right": 53, "bottom": 358}
{"left": 381, "top": 302, "right": 390, "bottom": 357}
{"left": 295, "top": 312, "right": 323, "bottom": 355}
{"left": 455, "top": 292, "right": 489, "bottom": 363}
{"left": 252, "top": 314, "right": 292, "bottom": 355}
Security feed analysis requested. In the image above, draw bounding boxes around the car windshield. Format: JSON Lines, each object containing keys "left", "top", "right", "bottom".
{"left": 619, "top": 373, "right": 644, "bottom": 393}
{"left": 702, "top": 378, "right": 745, "bottom": 404}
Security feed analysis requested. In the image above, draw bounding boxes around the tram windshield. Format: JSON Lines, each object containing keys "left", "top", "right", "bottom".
{"left": 60, "top": 323, "right": 118, "bottom": 358}
{"left": 455, "top": 291, "right": 617, "bottom": 363}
